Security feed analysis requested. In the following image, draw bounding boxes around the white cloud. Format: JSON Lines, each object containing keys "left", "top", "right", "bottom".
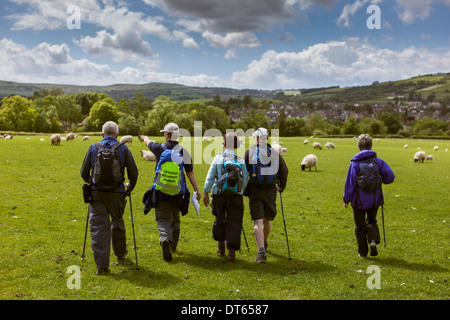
{"left": 0, "top": 38, "right": 222, "bottom": 87}
{"left": 337, "top": 0, "right": 383, "bottom": 27}
{"left": 230, "top": 38, "right": 450, "bottom": 89}
{"left": 75, "top": 30, "right": 158, "bottom": 62}
{"left": 395, "top": 0, "right": 450, "bottom": 24}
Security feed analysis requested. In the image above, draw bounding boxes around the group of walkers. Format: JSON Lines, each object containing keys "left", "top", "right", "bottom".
{"left": 80, "top": 121, "right": 394, "bottom": 275}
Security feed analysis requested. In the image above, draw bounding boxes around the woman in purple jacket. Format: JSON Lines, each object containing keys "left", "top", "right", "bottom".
{"left": 343, "top": 134, "right": 395, "bottom": 258}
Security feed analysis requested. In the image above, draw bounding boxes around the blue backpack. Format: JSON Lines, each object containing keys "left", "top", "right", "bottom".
{"left": 251, "top": 145, "right": 278, "bottom": 187}
{"left": 153, "top": 144, "right": 186, "bottom": 196}
{"left": 217, "top": 154, "right": 244, "bottom": 196}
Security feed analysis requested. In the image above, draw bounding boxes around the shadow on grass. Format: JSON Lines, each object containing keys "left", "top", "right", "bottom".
{"left": 373, "top": 257, "right": 448, "bottom": 272}
{"left": 171, "top": 251, "right": 335, "bottom": 275}
{"left": 109, "top": 263, "right": 179, "bottom": 288}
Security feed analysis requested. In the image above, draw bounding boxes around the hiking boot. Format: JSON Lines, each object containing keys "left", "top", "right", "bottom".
{"left": 162, "top": 240, "right": 172, "bottom": 262}
{"left": 370, "top": 241, "right": 378, "bottom": 256}
{"left": 217, "top": 241, "right": 225, "bottom": 257}
{"left": 96, "top": 267, "right": 111, "bottom": 275}
{"left": 117, "top": 248, "right": 128, "bottom": 261}
{"left": 254, "top": 252, "right": 267, "bottom": 264}
{"left": 227, "top": 250, "right": 236, "bottom": 262}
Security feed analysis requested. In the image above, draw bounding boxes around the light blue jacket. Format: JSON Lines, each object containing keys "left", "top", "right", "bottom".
{"left": 203, "top": 150, "right": 248, "bottom": 195}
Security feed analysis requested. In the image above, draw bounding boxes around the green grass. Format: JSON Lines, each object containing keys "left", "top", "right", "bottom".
{"left": 0, "top": 135, "right": 449, "bottom": 300}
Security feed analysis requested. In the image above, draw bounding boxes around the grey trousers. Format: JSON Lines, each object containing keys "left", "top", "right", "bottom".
{"left": 155, "top": 200, "right": 180, "bottom": 250}
{"left": 89, "top": 191, "right": 127, "bottom": 269}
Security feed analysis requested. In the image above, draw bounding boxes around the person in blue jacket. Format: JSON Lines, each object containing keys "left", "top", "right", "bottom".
{"left": 343, "top": 134, "right": 395, "bottom": 258}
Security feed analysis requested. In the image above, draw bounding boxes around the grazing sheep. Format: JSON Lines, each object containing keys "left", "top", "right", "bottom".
{"left": 4, "top": 134, "right": 13, "bottom": 140}
{"left": 120, "top": 135, "right": 133, "bottom": 144}
{"left": 203, "top": 137, "right": 212, "bottom": 142}
{"left": 282, "top": 147, "right": 287, "bottom": 154}
{"left": 301, "top": 154, "right": 318, "bottom": 171}
{"left": 138, "top": 135, "right": 145, "bottom": 143}
{"left": 414, "top": 151, "right": 426, "bottom": 163}
{"left": 66, "top": 133, "right": 76, "bottom": 142}
{"left": 272, "top": 143, "right": 285, "bottom": 155}
{"left": 26, "top": 137, "right": 30, "bottom": 141}
{"left": 434, "top": 146, "right": 439, "bottom": 151}
{"left": 426, "top": 155, "right": 433, "bottom": 162}
{"left": 81, "top": 136, "right": 90, "bottom": 141}
{"left": 325, "top": 142, "right": 335, "bottom": 149}
{"left": 404, "top": 144, "right": 408, "bottom": 149}
{"left": 40, "top": 138, "right": 45, "bottom": 141}
{"left": 313, "top": 142, "right": 322, "bottom": 150}
{"left": 50, "top": 134, "right": 61, "bottom": 146}
{"left": 140, "top": 150, "right": 156, "bottom": 161}
{"left": 303, "top": 140, "right": 309, "bottom": 145}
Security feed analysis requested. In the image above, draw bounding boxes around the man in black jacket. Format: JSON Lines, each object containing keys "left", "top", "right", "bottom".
{"left": 80, "top": 121, "right": 138, "bottom": 275}
{"left": 244, "top": 128, "right": 288, "bottom": 263}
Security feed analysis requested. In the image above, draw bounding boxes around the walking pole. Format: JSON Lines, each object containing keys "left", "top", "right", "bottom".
{"left": 382, "top": 205, "right": 386, "bottom": 247}
{"left": 81, "top": 207, "right": 89, "bottom": 261}
{"left": 279, "top": 191, "right": 292, "bottom": 260}
{"left": 128, "top": 190, "right": 139, "bottom": 270}
{"left": 241, "top": 226, "right": 250, "bottom": 251}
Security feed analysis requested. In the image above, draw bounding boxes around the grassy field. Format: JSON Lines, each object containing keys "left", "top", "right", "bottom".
{"left": 0, "top": 134, "right": 449, "bottom": 302}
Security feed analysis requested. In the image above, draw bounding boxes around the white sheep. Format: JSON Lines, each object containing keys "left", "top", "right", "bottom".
{"left": 66, "top": 133, "right": 76, "bottom": 142}
{"left": 281, "top": 147, "right": 287, "bottom": 154}
{"left": 434, "top": 146, "right": 439, "bottom": 151}
{"left": 120, "top": 135, "right": 133, "bottom": 144}
{"left": 426, "top": 155, "right": 433, "bottom": 162}
{"left": 303, "top": 139, "right": 309, "bottom": 145}
{"left": 414, "top": 151, "right": 426, "bottom": 163}
{"left": 404, "top": 144, "right": 408, "bottom": 149}
{"left": 203, "top": 137, "right": 212, "bottom": 142}
{"left": 313, "top": 142, "right": 322, "bottom": 150}
{"left": 82, "top": 136, "right": 90, "bottom": 141}
{"left": 272, "top": 143, "right": 285, "bottom": 155}
{"left": 50, "top": 134, "right": 61, "bottom": 146}
{"left": 4, "top": 134, "right": 13, "bottom": 140}
{"left": 140, "top": 150, "right": 156, "bottom": 161}
{"left": 301, "top": 154, "right": 318, "bottom": 171}
{"left": 325, "top": 142, "right": 335, "bottom": 149}
{"left": 138, "top": 135, "right": 145, "bottom": 143}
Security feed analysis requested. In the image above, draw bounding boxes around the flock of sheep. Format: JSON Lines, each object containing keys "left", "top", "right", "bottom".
{"left": 2, "top": 133, "right": 447, "bottom": 169}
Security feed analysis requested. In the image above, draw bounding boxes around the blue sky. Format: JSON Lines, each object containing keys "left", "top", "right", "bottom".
{"left": 0, "top": 0, "right": 449, "bottom": 90}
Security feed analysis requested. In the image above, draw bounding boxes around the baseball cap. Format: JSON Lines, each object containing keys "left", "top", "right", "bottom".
{"left": 253, "top": 127, "right": 268, "bottom": 137}
{"left": 160, "top": 122, "right": 179, "bottom": 133}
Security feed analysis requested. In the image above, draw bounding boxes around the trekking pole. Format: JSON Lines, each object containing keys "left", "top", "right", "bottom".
{"left": 279, "top": 192, "right": 292, "bottom": 260}
{"left": 81, "top": 207, "right": 89, "bottom": 261}
{"left": 241, "top": 226, "right": 250, "bottom": 251}
{"left": 382, "top": 205, "right": 386, "bottom": 247}
{"left": 128, "top": 190, "right": 139, "bottom": 270}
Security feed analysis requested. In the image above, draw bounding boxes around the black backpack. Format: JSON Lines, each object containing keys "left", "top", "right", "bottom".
{"left": 357, "top": 157, "right": 382, "bottom": 193}
{"left": 92, "top": 142, "right": 123, "bottom": 190}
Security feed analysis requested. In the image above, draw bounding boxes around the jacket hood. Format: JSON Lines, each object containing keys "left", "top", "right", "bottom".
{"left": 351, "top": 150, "right": 377, "bottom": 162}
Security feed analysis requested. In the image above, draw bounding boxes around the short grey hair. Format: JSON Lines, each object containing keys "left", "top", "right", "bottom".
{"left": 102, "top": 121, "right": 119, "bottom": 136}
{"left": 358, "top": 134, "right": 372, "bottom": 150}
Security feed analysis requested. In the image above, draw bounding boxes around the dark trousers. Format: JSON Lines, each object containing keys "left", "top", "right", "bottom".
{"left": 211, "top": 194, "right": 244, "bottom": 251}
{"left": 89, "top": 191, "right": 127, "bottom": 269}
{"left": 352, "top": 207, "right": 380, "bottom": 257}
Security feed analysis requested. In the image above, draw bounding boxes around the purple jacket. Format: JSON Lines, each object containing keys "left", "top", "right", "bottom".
{"left": 343, "top": 150, "right": 395, "bottom": 209}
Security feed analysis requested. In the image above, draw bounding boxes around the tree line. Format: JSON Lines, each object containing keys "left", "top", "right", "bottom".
{"left": 0, "top": 90, "right": 448, "bottom": 137}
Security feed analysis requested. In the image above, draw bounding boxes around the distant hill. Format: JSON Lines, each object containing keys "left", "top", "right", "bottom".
{"left": 0, "top": 72, "right": 449, "bottom": 103}
{"left": 0, "top": 80, "right": 276, "bottom": 101}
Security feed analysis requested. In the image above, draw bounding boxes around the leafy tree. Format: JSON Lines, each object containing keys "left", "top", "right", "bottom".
{"left": 89, "top": 101, "right": 119, "bottom": 131}
{"left": 378, "top": 113, "right": 402, "bottom": 134}
{"left": 358, "top": 117, "right": 387, "bottom": 135}
{"left": 341, "top": 117, "right": 360, "bottom": 135}
{"left": 0, "top": 96, "right": 37, "bottom": 131}
{"left": 56, "top": 94, "right": 83, "bottom": 123}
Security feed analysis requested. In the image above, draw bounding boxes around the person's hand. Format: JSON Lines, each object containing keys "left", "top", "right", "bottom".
{"left": 203, "top": 192, "right": 210, "bottom": 207}
{"left": 344, "top": 202, "right": 349, "bottom": 209}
